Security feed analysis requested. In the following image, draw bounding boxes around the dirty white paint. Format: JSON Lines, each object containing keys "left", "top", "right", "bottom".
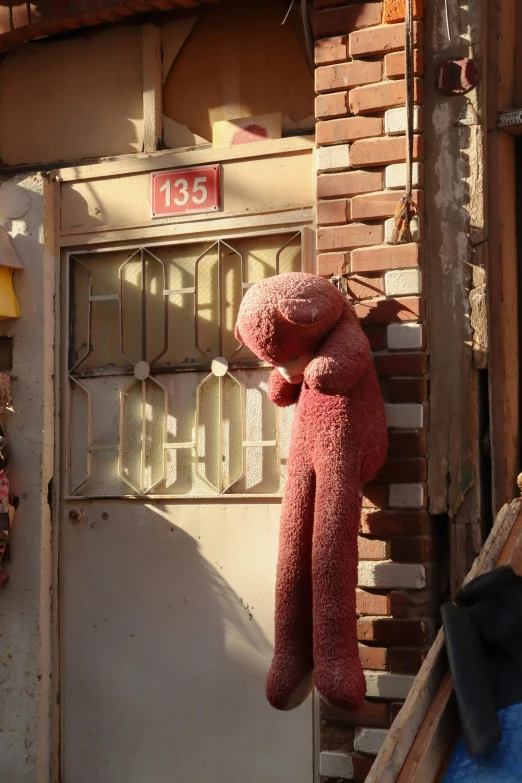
{"left": 354, "top": 727, "right": 388, "bottom": 755}
{"left": 387, "top": 323, "right": 423, "bottom": 350}
{"left": 319, "top": 751, "right": 354, "bottom": 779}
{"left": 364, "top": 672, "right": 415, "bottom": 700}
{"left": 0, "top": 175, "right": 54, "bottom": 783}
{"left": 385, "top": 162, "right": 423, "bottom": 189}
{"left": 316, "top": 144, "right": 350, "bottom": 171}
{"left": 385, "top": 403, "right": 424, "bottom": 429}
{"left": 358, "top": 561, "right": 426, "bottom": 589}
{"left": 384, "top": 106, "right": 422, "bottom": 135}
{"left": 389, "top": 483, "right": 425, "bottom": 509}
{"left": 384, "top": 268, "right": 422, "bottom": 297}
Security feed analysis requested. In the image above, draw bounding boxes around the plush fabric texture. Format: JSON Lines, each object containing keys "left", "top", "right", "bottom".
{"left": 235, "top": 273, "right": 388, "bottom": 711}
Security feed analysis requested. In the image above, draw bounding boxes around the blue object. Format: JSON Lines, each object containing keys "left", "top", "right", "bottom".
{"left": 444, "top": 702, "right": 522, "bottom": 782}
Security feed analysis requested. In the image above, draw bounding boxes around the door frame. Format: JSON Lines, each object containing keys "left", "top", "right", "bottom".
{"left": 48, "top": 141, "right": 320, "bottom": 782}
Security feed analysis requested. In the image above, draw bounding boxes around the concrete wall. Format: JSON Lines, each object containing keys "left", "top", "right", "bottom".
{"left": 0, "top": 175, "right": 54, "bottom": 783}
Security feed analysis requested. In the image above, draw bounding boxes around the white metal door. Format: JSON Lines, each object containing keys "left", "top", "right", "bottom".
{"left": 59, "top": 229, "right": 314, "bottom": 782}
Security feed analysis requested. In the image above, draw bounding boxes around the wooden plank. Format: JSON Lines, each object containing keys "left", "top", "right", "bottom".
{"left": 396, "top": 673, "right": 457, "bottom": 783}
{"left": 51, "top": 136, "right": 314, "bottom": 182}
{"left": 366, "top": 497, "right": 522, "bottom": 783}
{"left": 487, "top": 130, "right": 519, "bottom": 512}
{"left": 58, "top": 208, "right": 314, "bottom": 247}
{"left": 142, "top": 23, "right": 163, "bottom": 153}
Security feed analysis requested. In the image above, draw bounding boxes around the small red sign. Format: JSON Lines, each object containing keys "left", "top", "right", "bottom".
{"left": 151, "top": 165, "right": 221, "bottom": 217}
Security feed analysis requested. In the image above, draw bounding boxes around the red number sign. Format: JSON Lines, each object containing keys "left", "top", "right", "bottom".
{"left": 151, "top": 165, "right": 221, "bottom": 217}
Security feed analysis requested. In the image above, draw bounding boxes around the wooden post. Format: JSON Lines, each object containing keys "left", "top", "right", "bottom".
{"left": 142, "top": 23, "right": 163, "bottom": 154}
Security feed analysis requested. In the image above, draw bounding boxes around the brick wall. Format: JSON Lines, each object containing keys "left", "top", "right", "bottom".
{"left": 312, "top": 1, "right": 436, "bottom": 780}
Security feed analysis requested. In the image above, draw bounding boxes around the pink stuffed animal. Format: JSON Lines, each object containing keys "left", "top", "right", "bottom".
{"left": 235, "top": 272, "right": 387, "bottom": 711}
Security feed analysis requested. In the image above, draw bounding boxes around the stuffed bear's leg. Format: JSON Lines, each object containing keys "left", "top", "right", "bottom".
{"left": 266, "top": 444, "right": 315, "bottom": 711}
{"left": 312, "top": 454, "right": 366, "bottom": 711}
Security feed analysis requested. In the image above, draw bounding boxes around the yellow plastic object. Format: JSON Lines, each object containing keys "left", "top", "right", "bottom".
{"left": 0, "top": 266, "right": 20, "bottom": 320}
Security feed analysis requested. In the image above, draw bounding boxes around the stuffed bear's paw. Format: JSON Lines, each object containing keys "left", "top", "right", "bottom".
{"left": 266, "top": 653, "right": 314, "bottom": 711}
{"left": 314, "top": 656, "right": 366, "bottom": 711}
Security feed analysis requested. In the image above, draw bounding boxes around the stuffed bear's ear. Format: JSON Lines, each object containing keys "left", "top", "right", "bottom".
{"left": 277, "top": 297, "right": 319, "bottom": 326}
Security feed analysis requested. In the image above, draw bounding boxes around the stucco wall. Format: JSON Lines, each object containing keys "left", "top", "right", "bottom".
{"left": 0, "top": 174, "right": 53, "bottom": 783}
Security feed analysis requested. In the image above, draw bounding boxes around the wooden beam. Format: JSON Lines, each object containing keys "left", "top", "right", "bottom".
{"left": 142, "top": 23, "right": 163, "bottom": 154}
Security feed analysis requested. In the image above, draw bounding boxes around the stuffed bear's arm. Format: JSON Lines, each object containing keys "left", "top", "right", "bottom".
{"left": 267, "top": 369, "right": 302, "bottom": 407}
{"left": 303, "top": 302, "right": 371, "bottom": 395}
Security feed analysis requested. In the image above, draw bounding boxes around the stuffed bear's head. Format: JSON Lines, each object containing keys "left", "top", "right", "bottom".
{"left": 235, "top": 272, "right": 345, "bottom": 383}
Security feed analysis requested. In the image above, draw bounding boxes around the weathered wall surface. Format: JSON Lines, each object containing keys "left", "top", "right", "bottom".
{"left": 0, "top": 27, "right": 144, "bottom": 166}
{"left": 0, "top": 175, "right": 53, "bottom": 783}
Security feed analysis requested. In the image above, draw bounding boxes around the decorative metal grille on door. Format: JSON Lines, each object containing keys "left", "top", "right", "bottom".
{"left": 65, "top": 231, "right": 304, "bottom": 498}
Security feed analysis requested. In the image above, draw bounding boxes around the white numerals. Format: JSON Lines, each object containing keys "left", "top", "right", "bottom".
{"left": 159, "top": 176, "right": 209, "bottom": 209}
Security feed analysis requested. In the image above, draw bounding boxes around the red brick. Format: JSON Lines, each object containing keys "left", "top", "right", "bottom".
{"left": 318, "top": 169, "right": 384, "bottom": 198}
{"left": 363, "top": 324, "right": 387, "bottom": 350}
{"left": 317, "top": 116, "right": 383, "bottom": 145}
{"left": 355, "top": 296, "right": 422, "bottom": 324}
{"left": 357, "top": 588, "right": 390, "bottom": 616}
{"left": 360, "top": 509, "right": 432, "bottom": 536}
{"left": 352, "top": 753, "right": 376, "bottom": 781}
{"left": 388, "top": 430, "right": 427, "bottom": 457}
{"left": 315, "top": 34, "right": 348, "bottom": 65}
{"left": 374, "top": 352, "right": 427, "bottom": 376}
{"left": 316, "top": 60, "right": 383, "bottom": 94}
{"left": 317, "top": 198, "right": 350, "bottom": 226}
{"left": 376, "top": 458, "right": 427, "bottom": 483}
{"left": 350, "top": 135, "right": 424, "bottom": 167}
{"left": 313, "top": 3, "right": 383, "bottom": 37}
{"left": 390, "top": 701, "right": 404, "bottom": 723}
{"left": 389, "top": 588, "right": 439, "bottom": 618}
{"left": 359, "top": 643, "right": 388, "bottom": 670}
{"left": 389, "top": 647, "right": 427, "bottom": 674}
{"left": 349, "top": 77, "right": 423, "bottom": 114}
{"left": 351, "top": 189, "right": 423, "bottom": 220}
{"left": 317, "top": 251, "right": 350, "bottom": 277}
{"left": 388, "top": 377, "right": 427, "bottom": 403}
{"left": 362, "top": 484, "right": 389, "bottom": 508}
{"left": 347, "top": 274, "right": 385, "bottom": 301}
{"left": 358, "top": 536, "right": 388, "bottom": 560}
{"left": 390, "top": 535, "right": 435, "bottom": 562}
{"left": 321, "top": 697, "right": 390, "bottom": 728}
{"left": 383, "top": 0, "right": 423, "bottom": 23}
{"left": 316, "top": 91, "right": 348, "bottom": 119}
{"left": 385, "top": 48, "right": 425, "bottom": 78}
{"left": 357, "top": 618, "right": 436, "bottom": 645}
{"left": 318, "top": 223, "right": 384, "bottom": 252}
{"left": 351, "top": 242, "right": 422, "bottom": 273}
{"left": 320, "top": 720, "right": 355, "bottom": 752}
{"left": 349, "top": 21, "right": 424, "bottom": 57}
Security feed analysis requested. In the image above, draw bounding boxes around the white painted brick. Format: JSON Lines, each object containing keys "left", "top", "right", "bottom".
{"left": 385, "top": 215, "right": 420, "bottom": 243}
{"left": 354, "top": 727, "right": 388, "bottom": 756}
{"left": 319, "top": 751, "right": 354, "bottom": 779}
{"left": 317, "top": 144, "right": 350, "bottom": 171}
{"left": 385, "top": 105, "right": 422, "bottom": 135}
{"left": 389, "top": 483, "right": 425, "bottom": 509}
{"left": 385, "top": 403, "right": 423, "bottom": 429}
{"left": 385, "top": 268, "right": 422, "bottom": 296}
{"left": 365, "top": 672, "right": 415, "bottom": 700}
{"left": 358, "top": 561, "right": 426, "bottom": 589}
{"left": 387, "top": 323, "right": 423, "bottom": 350}
{"left": 386, "top": 161, "right": 422, "bottom": 189}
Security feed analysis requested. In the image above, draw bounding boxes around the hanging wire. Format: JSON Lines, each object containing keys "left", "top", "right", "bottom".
{"left": 281, "top": 0, "right": 296, "bottom": 25}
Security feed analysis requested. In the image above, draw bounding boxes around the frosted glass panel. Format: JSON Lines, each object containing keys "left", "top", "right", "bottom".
{"left": 66, "top": 231, "right": 303, "bottom": 497}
